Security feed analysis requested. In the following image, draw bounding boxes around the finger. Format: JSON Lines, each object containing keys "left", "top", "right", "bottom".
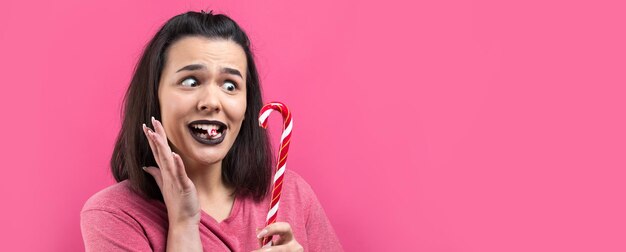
{"left": 251, "top": 244, "right": 291, "bottom": 252}
{"left": 150, "top": 117, "right": 172, "bottom": 158}
{"left": 147, "top": 128, "right": 177, "bottom": 177}
{"left": 250, "top": 246, "right": 274, "bottom": 252}
{"left": 151, "top": 117, "right": 170, "bottom": 148}
{"left": 148, "top": 117, "right": 176, "bottom": 174}
{"left": 256, "top": 228, "right": 273, "bottom": 248}
{"left": 142, "top": 166, "right": 163, "bottom": 191}
{"left": 171, "top": 152, "right": 192, "bottom": 188}
{"left": 142, "top": 124, "right": 160, "bottom": 162}
{"left": 257, "top": 222, "right": 294, "bottom": 245}
{"left": 256, "top": 227, "right": 264, "bottom": 247}
{"left": 147, "top": 133, "right": 180, "bottom": 182}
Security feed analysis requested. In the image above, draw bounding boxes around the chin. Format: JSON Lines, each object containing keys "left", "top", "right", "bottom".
{"left": 193, "top": 152, "right": 226, "bottom": 165}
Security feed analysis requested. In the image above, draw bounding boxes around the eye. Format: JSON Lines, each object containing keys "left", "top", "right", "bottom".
{"left": 180, "top": 77, "right": 199, "bottom": 87}
{"left": 223, "top": 80, "right": 237, "bottom": 92}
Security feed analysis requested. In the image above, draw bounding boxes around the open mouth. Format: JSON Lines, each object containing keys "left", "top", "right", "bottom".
{"left": 187, "top": 120, "right": 227, "bottom": 145}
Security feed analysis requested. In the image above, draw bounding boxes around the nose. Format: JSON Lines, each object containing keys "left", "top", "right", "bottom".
{"left": 197, "top": 84, "right": 222, "bottom": 113}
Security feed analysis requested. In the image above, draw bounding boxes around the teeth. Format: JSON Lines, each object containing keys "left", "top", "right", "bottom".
{"left": 192, "top": 124, "right": 221, "bottom": 131}
{"left": 196, "top": 132, "right": 222, "bottom": 140}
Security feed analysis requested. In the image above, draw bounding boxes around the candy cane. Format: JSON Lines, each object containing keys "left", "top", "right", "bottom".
{"left": 258, "top": 101, "right": 293, "bottom": 247}
{"left": 209, "top": 128, "right": 218, "bottom": 137}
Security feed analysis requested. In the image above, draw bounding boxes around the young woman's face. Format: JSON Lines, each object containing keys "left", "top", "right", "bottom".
{"left": 157, "top": 36, "right": 247, "bottom": 167}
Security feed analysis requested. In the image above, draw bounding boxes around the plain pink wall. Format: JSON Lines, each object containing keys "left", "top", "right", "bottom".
{"left": 1, "top": 0, "right": 625, "bottom": 251}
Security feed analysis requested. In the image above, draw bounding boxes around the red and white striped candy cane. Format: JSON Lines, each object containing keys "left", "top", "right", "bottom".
{"left": 258, "top": 101, "right": 293, "bottom": 247}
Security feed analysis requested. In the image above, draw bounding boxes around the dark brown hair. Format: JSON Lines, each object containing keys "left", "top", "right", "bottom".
{"left": 110, "top": 10, "right": 273, "bottom": 202}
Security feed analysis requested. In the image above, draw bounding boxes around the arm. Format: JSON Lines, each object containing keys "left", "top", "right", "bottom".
{"left": 166, "top": 223, "right": 202, "bottom": 252}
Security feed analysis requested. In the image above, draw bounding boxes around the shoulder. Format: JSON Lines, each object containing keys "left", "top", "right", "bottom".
{"left": 81, "top": 180, "right": 152, "bottom": 214}
{"left": 80, "top": 181, "right": 163, "bottom": 251}
{"left": 281, "top": 169, "right": 318, "bottom": 207}
{"left": 283, "top": 169, "right": 313, "bottom": 193}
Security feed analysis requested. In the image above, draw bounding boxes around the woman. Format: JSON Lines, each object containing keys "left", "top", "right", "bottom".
{"left": 80, "top": 10, "right": 343, "bottom": 251}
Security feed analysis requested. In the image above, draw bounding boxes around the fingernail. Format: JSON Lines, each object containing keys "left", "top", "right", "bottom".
{"left": 151, "top": 116, "right": 155, "bottom": 123}
{"left": 142, "top": 166, "right": 147, "bottom": 171}
{"left": 256, "top": 229, "right": 268, "bottom": 238}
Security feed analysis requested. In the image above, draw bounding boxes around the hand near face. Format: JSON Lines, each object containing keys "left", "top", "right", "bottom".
{"left": 142, "top": 116, "right": 202, "bottom": 227}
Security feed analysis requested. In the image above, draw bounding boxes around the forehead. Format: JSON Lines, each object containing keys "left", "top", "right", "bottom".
{"left": 164, "top": 36, "right": 247, "bottom": 74}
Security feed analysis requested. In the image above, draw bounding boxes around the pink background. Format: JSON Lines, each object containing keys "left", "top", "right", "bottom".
{"left": 1, "top": 0, "right": 625, "bottom": 251}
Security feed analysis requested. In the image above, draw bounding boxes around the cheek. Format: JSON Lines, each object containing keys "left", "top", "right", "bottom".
{"left": 225, "top": 97, "right": 247, "bottom": 120}
{"left": 237, "top": 104, "right": 247, "bottom": 124}
{"left": 238, "top": 95, "right": 247, "bottom": 116}
{"left": 159, "top": 95, "right": 187, "bottom": 134}
{"left": 161, "top": 92, "right": 191, "bottom": 116}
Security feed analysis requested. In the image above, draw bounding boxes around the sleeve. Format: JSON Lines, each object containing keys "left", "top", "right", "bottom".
{"left": 303, "top": 183, "right": 344, "bottom": 252}
{"left": 80, "top": 209, "right": 153, "bottom": 252}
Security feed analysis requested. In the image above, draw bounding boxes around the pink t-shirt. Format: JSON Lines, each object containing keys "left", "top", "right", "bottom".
{"left": 80, "top": 169, "right": 343, "bottom": 251}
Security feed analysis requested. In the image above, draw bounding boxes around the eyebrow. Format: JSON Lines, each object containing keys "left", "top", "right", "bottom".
{"left": 175, "top": 64, "right": 243, "bottom": 78}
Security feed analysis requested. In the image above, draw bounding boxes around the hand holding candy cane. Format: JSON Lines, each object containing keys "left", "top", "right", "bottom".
{"left": 254, "top": 222, "right": 303, "bottom": 252}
